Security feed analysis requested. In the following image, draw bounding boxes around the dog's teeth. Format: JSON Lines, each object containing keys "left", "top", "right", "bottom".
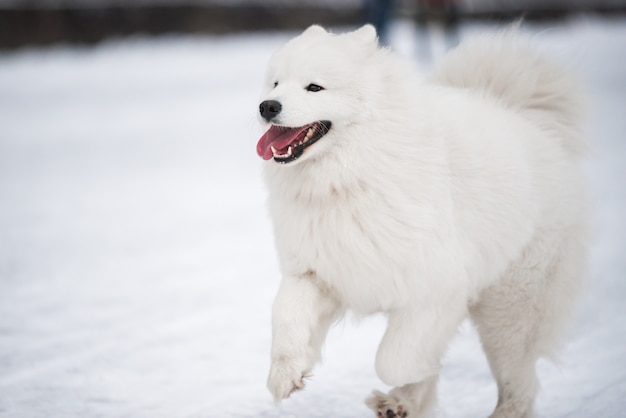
{"left": 271, "top": 145, "right": 278, "bottom": 156}
{"left": 287, "top": 146, "right": 293, "bottom": 156}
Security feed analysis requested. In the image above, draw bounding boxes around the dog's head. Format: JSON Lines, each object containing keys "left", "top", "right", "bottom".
{"left": 256, "top": 25, "right": 380, "bottom": 165}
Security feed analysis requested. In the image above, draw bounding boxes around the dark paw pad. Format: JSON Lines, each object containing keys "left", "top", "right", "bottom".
{"left": 384, "top": 409, "right": 407, "bottom": 418}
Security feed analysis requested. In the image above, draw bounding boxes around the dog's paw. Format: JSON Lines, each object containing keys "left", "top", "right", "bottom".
{"left": 365, "top": 390, "right": 408, "bottom": 418}
{"left": 267, "top": 359, "right": 309, "bottom": 403}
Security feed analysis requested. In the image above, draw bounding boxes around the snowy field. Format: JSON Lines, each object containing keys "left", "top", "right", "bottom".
{"left": 0, "top": 16, "right": 625, "bottom": 418}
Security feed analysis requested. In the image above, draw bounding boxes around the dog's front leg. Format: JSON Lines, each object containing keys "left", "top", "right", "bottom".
{"left": 267, "top": 273, "right": 342, "bottom": 403}
{"left": 368, "top": 289, "right": 468, "bottom": 417}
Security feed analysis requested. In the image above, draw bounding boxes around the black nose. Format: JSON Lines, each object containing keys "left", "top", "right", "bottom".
{"left": 259, "top": 100, "right": 282, "bottom": 122}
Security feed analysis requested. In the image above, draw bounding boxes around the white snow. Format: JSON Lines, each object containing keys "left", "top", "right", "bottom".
{"left": 0, "top": 17, "right": 625, "bottom": 418}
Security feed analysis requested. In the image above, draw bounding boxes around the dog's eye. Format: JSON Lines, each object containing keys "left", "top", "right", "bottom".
{"left": 306, "top": 83, "right": 324, "bottom": 92}
{"left": 273, "top": 81, "right": 279, "bottom": 88}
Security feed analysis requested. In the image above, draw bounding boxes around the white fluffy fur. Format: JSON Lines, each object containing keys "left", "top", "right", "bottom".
{"left": 259, "top": 24, "right": 588, "bottom": 418}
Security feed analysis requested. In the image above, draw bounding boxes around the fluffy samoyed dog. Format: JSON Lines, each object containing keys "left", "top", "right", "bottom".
{"left": 256, "top": 24, "right": 588, "bottom": 418}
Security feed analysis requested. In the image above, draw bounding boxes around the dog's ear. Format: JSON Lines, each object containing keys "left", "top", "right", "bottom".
{"left": 351, "top": 24, "right": 378, "bottom": 47}
{"left": 302, "top": 25, "right": 327, "bottom": 37}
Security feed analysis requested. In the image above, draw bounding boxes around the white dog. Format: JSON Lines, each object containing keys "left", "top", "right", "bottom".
{"left": 256, "top": 25, "right": 588, "bottom": 418}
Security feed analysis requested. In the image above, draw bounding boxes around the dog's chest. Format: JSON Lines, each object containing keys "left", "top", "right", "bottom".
{"left": 271, "top": 193, "right": 417, "bottom": 313}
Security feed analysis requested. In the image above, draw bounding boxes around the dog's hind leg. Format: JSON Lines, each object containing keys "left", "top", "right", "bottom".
{"left": 267, "top": 272, "right": 343, "bottom": 403}
{"left": 469, "top": 227, "right": 586, "bottom": 418}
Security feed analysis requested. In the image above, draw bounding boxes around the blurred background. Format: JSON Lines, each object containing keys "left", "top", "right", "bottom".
{"left": 1, "top": 0, "right": 626, "bottom": 49}
{"left": 1, "top": 1, "right": 625, "bottom": 418}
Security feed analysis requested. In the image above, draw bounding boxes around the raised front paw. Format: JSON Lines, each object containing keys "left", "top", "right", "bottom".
{"left": 365, "top": 390, "right": 409, "bottom": 418}
{"left": 267, "top": 358, "right": 310, "bottom": 403}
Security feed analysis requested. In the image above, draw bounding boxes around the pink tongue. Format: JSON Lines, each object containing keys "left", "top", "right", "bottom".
{"left": 256, "top": 125, "right": 306, "bottom": 160}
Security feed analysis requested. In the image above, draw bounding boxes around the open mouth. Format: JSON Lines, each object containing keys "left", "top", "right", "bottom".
{"left": 256, "top": 121, "right": 332, "bottom": 164}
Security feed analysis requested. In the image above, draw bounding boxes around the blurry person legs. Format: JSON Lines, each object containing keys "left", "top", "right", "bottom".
{"left": 415, "top": 0, "right": 460, "bottom": 63}
{"left": 364, "top": 0, "right": 396, "bottom": 45}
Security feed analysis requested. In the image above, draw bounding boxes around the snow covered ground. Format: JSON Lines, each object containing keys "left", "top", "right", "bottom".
{"left": 0, "top": 16, "right": 625, "bottom": 418}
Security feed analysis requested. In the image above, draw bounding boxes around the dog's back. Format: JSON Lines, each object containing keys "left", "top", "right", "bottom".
{"left": 431, "top": 29, "right": 586, "bottom": 157}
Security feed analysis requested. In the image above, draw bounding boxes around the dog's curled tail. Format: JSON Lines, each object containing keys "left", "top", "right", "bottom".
{"left": 431, "top": 29, "right": 586, "bottom": 156}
